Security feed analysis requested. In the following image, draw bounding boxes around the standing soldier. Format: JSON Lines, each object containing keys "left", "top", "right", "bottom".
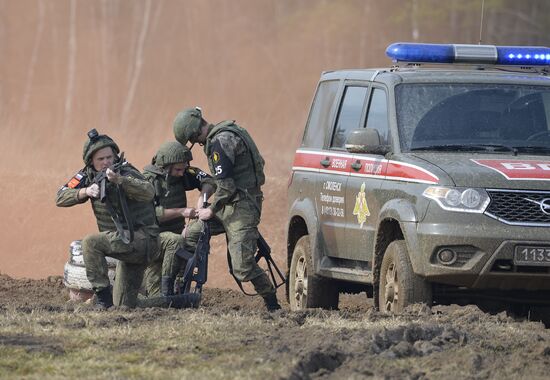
{"left": 173, "top": 107, "right": 281, "bottom": 311}
{"left": 142, "top": 141, "right": 214, "bottom": 297}
{"left": 56, "top": 130, "right": 159, "bottom": 308}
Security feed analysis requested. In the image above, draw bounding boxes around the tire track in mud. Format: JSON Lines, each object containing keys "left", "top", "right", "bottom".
{"left": 1, "top": 275, "right": 550, "bottom": 379}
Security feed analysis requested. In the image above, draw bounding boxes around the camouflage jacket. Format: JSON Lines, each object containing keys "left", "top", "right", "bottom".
{"left": 56, "top": 163, "right": 158, "bottom": 236}
{"left": 204, "top": 121, "right": 265, "bottom": 213}
{"left": 142, "top": 164, "right": 214, "bottom": 233}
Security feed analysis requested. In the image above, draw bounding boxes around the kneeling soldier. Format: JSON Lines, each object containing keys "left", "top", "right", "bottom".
{"left": 56, "top": 130, "right": 159, "bottom": 308}
{"left": 142, "top": 141, "right": 214, "bottom": 297}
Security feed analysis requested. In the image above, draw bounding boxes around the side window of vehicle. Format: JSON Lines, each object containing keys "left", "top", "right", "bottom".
{"left": 302, "top": 80, "right": 339, "bottom": 149}
{"left": 331, "top": 86, "right": 368, "bottom": 149}
{"left": 365, "top": 88, "right": 390, "bottom": 144}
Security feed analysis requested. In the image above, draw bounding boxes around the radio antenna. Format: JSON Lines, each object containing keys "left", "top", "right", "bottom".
{"left": 478, "top": 0, "right": 485, "bottom": 44}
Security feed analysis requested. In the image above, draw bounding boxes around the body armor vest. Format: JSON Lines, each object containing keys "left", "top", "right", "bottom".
{"left": 204, "top": 121, "right": 265, "bottom": 191}
{"left": 87, "top": 166, "right": 157, "bottom": 233}
{"left": 143, "top": 165, "right": 188, "bottom": 234}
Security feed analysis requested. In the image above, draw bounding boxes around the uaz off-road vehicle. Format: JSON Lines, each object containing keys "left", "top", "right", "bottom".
{"left": 286, "top": 43, "right": 550, "bottom": 316}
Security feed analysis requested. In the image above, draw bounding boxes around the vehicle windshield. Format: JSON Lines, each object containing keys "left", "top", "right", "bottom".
{"left": 396, "top": 83, "right": 550, "bottom": 153}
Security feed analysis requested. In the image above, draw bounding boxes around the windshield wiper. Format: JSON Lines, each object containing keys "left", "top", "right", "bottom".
{"left": 411, "top": 144, "right": 517, "bottom": 154}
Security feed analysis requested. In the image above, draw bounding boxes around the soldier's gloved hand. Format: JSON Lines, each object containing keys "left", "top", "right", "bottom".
{"left": 182, "top": 207, "right": 197, "bottom": 219}
{"left": 106, "top": 168, "right": 122, "bottom": 184}
{"left": 197, "top": 208, "right": 214, "bottom": 221}
{"left": 85, "top": 183, "right": 100, "bottom": 198}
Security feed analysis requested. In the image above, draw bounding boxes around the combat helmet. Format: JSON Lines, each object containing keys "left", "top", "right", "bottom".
{"left": 173, "top": 106, "right": 203, "bottom": 145}
{"left": 152, "top": 141, "right": 193, "bottom": 167}
{"left": 82, "top": 129, "right": 120, "bottom": 165}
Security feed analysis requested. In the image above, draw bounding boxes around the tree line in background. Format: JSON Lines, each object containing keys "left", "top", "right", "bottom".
{"left": 395, "top": 0, "right": 550, "bottom": 46}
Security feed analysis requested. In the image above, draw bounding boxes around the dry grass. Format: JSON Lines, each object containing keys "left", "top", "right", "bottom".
{"left": 0, "top": 307, "right": 290, "bottom": 379}
{"left": 1, "top": 290, "right": 550, "bottom": 379}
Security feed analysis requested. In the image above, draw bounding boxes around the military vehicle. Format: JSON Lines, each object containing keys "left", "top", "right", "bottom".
{"left": 286, "top": 43, "right": 550, "bottom": 317}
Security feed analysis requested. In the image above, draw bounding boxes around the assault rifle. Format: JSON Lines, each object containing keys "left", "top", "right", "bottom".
{"left": 255, "top": 233, "right": 286, "bottom": 290}
{"left": 93, "top": 153, "right": 134, "bottom": 243}
{"left": 228, "top": 232, "right": 286, "bottom": 296}
{"left": 179, "top": 193, "right": 210, "bottom": 299}
{"left": 93, "top": 152, "right": 126, "bottom": 202}
{"left": 179, "top": 194, "right": 286, "bottom": 299}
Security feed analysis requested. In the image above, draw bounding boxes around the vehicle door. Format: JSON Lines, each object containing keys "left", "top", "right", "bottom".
{"left": 344, "top": 86, "right": 390, "bottom": 262}
{"left": 318, "top": 84, "right": 370, "bottom": 258}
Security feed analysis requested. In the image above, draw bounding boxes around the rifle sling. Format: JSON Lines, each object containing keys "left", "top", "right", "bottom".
{"left": 104, "top": 183, "right": 134, "bottom": 244}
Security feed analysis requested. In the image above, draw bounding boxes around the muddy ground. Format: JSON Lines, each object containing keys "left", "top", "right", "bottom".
{"left": 1, "top": 274, "right": 549, "bottom": 379}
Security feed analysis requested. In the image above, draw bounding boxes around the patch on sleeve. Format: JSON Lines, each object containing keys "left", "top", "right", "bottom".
{"left": 212, "top": 152, "right": 220, "bottom": 163}
{"left": 210, "top": 141, "right": 233, "bottom": 179}
{"left": 196, "top": 170, "right": 209, "bottom": 180}
{"left": 67, "top": 173, "right": 84, "bottom": 189}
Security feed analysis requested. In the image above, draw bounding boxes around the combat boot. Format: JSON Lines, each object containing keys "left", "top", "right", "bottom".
{"left": 251, "top": 274, "right": 281, "bottom": 311}
{"left": 262, "top": 292, "right": 281, "bottom": 312}
{"left": 161, "top": 276, "right": 174, "bottom": 297}
{"left": 95, "top": 287, "right": 113, "bottom": 309}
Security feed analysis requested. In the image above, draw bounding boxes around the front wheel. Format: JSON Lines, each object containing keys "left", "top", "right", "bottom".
{"left": 289, "top": 235, "right": 339, "bottom": 310}
{"left": 378, "top": 240, "right": 432, "bottom": 313}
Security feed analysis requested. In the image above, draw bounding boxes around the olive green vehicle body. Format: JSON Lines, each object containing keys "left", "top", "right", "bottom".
{"left": 287, "top": 66, "right": 550, "bottom": 306}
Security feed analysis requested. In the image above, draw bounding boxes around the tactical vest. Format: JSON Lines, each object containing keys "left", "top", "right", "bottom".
{"left": 143, "top": 165, "right": 188, "bottom": 234}
{"left": 204, "top": 121, "right": 265, "bottom": 191}
{"left": 87, "top": 166, "right": 157, "bottom": 234}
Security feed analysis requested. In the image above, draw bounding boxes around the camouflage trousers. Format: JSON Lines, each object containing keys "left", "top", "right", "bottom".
{"left": 143, "top": 231, "right": 185, "bottom": 297}
{"left": 183, "top": 193, "right": 275, "bottom": 297}
{"left": 81, "top": 229, "right": 158, "bottom": 307}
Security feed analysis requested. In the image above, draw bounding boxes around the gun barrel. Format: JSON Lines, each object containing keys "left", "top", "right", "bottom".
{"left": 258, "top": 233, "right": 271, "bottom": 255}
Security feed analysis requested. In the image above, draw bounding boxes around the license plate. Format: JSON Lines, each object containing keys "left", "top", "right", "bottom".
{"left": 514, "top": 246, "right": 550, "bottom": 266}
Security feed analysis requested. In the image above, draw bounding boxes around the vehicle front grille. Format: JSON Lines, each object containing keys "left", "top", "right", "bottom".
{"left": 485, "top": 189, "right": 550, "bottom": 226}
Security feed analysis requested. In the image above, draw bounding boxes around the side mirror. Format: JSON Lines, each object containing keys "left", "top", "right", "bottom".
{"left": 345, "top": 128, "right": 390, "bottom": 155}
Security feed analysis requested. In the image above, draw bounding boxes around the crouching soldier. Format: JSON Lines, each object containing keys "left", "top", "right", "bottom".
{"left": 56, "top": 129, "right": 159, "bottom": 308}
{"left": 173, "top": 107, "right": 281, "bottom": 311}
{"left": 142, "top": 141, "right": 215, "bottom": 297}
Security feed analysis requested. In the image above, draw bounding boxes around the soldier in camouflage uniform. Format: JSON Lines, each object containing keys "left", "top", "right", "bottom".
{"left": 142, "top": 141, "right": 214, "bottom": 297}
{"left": 173, "top": 107, "right": 281, "bottom": 311}
{"left": 56, "top": 130, "right": 159, "bottom": 308}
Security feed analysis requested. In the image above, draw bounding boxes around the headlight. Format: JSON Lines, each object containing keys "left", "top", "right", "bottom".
{"left": 423, "top": 186, "right": 490, "bottom": 213}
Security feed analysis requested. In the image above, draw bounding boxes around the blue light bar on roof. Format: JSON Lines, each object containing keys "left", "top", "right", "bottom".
{"left": 386, "top": 42, "right": 550, "bottom": 66}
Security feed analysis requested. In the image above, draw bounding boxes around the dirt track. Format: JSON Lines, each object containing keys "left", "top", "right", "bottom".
{"left": 1, "top": 274, "right": 549, "bottom": 379}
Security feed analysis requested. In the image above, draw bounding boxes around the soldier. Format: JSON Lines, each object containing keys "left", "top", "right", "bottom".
{"left": 142, "top": 141, "right": 214, "bottom": 297}
{"left": 173, "top": 107, "right": 281, "bottom": 311}
{"left": 56, "top": 129, "right": 159, "bottom": 308}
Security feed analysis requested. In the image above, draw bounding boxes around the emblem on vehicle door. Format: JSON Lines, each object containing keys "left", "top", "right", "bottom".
{"left": 524, "top": 197, "right": 550, "bottom": 215}
{"left": 353, "top": 183, "right": 370, "bottom": 228}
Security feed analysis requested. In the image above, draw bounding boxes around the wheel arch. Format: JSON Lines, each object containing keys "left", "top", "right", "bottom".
{"left": 286, "top": 198, "right": 322, "bottom": 270}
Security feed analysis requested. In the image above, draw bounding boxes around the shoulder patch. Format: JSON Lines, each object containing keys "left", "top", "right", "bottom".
{"left": 187, "top": 168, "right": 196, "bottom": 175}
{"left": 212, "top": 151, "right": 220, "bottom": 163}
{"left": 67, "top": 173, "right": 84, "bottom": 189}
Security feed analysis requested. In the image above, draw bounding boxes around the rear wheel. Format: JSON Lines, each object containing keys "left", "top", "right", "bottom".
{"left": 378, "top": 240, "right": 432, "bottom": 312}
{"left": 289, "top": 236, "right": 339, "bottom": 310}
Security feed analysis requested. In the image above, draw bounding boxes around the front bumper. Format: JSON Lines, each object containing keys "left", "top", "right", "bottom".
{"left": 407, "top": 203, "right": 550, "bottom": 290}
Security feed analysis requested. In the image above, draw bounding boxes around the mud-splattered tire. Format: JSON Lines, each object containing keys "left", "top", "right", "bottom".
{"left": 64, "top": 262, "right": 93, "bottom": 290}
{"left": 289, "top": 235, "right": 339, "bottom": 310}
{"left": 378, "top": 240, "right": 432, "bottom": 313}
{"left": 63, "top": 262, "right": 116, "bottom": 300}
